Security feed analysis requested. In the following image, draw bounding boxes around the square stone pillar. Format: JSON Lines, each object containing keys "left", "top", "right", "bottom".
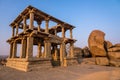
{"left": 54, "top": 27, "right": 57, "bottom": 36}
{"left": 70, "top": 42, "right": 74, "bottom": 58}
{"left": 54, "top": 45, "right": 58, "bottom": 61}
{"left": 15, "top": 24, "right": 19, "bottom": 36}
{"left": 29, "top": 10, "right": 34, "bottom": 29}
{"left": 20, "top": 38, "right": 27, "bottom": 58}
{"left": 44, "top": 40, "right": 51, "bottom": 58}
{"left": 45, "top": 18, "right": 49, "bottom": 33}
{"left": 9, "top": 42, "right": 13, "bottom": 58}
{"left": 70, "top": 28, "right": 73, "bottom": 39}
{"left": 12, "top": 27, "right": 15, "bottom": 37}
{"left": 37, "top": 21, "right": 41, "bottom": 32}
{"left": 12, "top": 41, "right": 17, "bottom": 58}
{"left": 23, "top": 16, "right": 27, "bottom": 32}
{"left": 26, "top": 36, "right": 33, "bottom": 59}
{"left": 62, "top": 26, "right": 65, "bottom": 38}
{"left": 37, "top": 42, "right": 42, "bottom": 58}
{"left": 60, "top": 43, "right": 66, "bottom": 66}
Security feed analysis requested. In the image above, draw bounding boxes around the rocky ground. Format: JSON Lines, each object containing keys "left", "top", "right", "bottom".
{"left": 0, "top": 62, "right": 120, "bottom": 80}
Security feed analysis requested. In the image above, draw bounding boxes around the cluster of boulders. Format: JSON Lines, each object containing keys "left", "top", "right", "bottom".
{"left": 88, "top": 30, "right": 120, "bottom": 67}
{"left": 107, "top": 43, "right": 120, "bottom": 67}
{"left": 74, "top": 46, "right": 91, "bottom": 58}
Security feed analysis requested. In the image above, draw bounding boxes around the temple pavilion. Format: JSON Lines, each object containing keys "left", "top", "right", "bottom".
{"left": 6, "top": 5, "right": 77, "bottom": 72}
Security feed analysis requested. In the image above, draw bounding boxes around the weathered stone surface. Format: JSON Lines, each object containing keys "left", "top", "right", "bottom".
{"left": 108, "top": 47, "right": 120, "bottom": 52}
{"left": 105, "top": 41, "right": 113, "bottom": 49}
{"left": 88, "top": 30, "right": 107, "bottom": 57}
{"left": 108, "top": 52, "right": 120, "bottom": 60}
{"left": 74, "top": 47, "right": 83, "bottom": 57}
{"left": 82, "top": 46, "right": 91, "bottom": 57}
{"left": 114, "top": 43, "right": 120, "bottom": 47}
{"left": 110, "top": 60, "right": 120, "bottom": 67}
{"left": 81, "top": 58, "right": 96, "bottom": 65}
{"left": 95, "top": 57, "right": 109, "bottom": 66}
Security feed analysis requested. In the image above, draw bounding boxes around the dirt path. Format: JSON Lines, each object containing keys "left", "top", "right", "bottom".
{"left": 0, "top": 64, "right": 120, "bottom": 80}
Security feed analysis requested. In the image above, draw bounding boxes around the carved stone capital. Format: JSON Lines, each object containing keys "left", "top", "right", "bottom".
{"left": 45, "top": 17, "right": 50, "bottom": 21}
{"left": 29, "top": 9, "right": 35, "bottom": 13}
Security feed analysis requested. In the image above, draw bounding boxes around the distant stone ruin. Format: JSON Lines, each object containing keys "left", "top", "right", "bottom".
{"left": 6, "top": 5, "right": 77, "bottom": 72}
{"left": 88, "top": 30, "right": 120, "bottom": 67}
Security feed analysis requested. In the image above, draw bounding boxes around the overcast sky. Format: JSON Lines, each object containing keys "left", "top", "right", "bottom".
{"left": 0, "top": 0, "right": 120, "bottom": 55}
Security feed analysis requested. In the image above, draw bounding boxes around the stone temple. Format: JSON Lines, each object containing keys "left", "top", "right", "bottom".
{"left": 6, "top": 5, "right": 77, "bottom": 71}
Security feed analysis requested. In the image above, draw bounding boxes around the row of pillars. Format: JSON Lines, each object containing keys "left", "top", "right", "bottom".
{"left": 9, "top": 37, "right": 52, "bottom": 59}
{"left": 9, "top": 39, "right": 74, "bottom": 59}
{"left": 12, "top": 9, "right": 73, "bottom": 39}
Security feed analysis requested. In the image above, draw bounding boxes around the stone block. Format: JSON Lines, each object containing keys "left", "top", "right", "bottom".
{"left": 110, "top": 60, "right": 120, "bottom": 67}
{"left": 108, "top": 47, "right": 120, "bottom": 52}
{"left": 95, "top": 57, "right": 109, "bottom": 66}
{"left": 108, "top": 52, "right": 120, "bottom": 60}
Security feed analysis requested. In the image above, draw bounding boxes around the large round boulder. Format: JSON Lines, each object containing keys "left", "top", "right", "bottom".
{"left": 88, "top": 30, "right": 107, "bottom": 57}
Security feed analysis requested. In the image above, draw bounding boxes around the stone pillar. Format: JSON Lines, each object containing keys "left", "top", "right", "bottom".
{"left": 16, "top": 24, "right": 19, "bottom": 36}
{"left": 70, "top": 42, "right": 74, "bottom": 58}
{"left": 20, "top": 38, "right": 27, "bottom": 58}
{"left": 9, "top": 42, "right": 13, "bottom": 58}
{"left": 12, "top": 27, "right": 15, "bottom": 37}
{"left": 55, "top": 29, "right": 57, "bottom": 36}
{"left": 23, "top": 16, "right": 26, "bottom": 32}
{"left": 44, "top": 40, "right": 51, "bottom": 58}
{"left": 37, "top": 21, "right": 41, "bottom": 32}
{"left": 60, "top": 43, "right": 66, "bottom": 66}
{"left": 26, "top": 36, "right": 33, "bottom": 59}
{"left": 29, "top": 10, "right": 34, "bottom": 29}
{"left": 70, "top": 28, "right": 73, "bottom": 39}
{"left": 45, "top": 18, "right": 49, "bottom": 33}
{"left": 60, "top": 44, "right": 63, "bottom": 66}
{"left": 54, "top": 45, "right": 58, "bottom": 61}
{"left": 12, "top": 41, "right": 17, "bottom": 58}
{"left": 62, "top": 26, "right": 65, "bottom": 38}
{"left": 37, "top": 42, "right": 42, "bottom": 58}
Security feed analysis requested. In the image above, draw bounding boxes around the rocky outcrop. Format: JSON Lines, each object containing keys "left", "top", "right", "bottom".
{"left": 88, "top": 30, "right": 120, "bottom": 67}
{"left": 88, "top": 30, "right": 107, "bottom": 57}
{"left": 105, "top": 41, "right": 113, "bottom": 49}
{"left": 108, "top": 43, "right": 120, "bottom": 67}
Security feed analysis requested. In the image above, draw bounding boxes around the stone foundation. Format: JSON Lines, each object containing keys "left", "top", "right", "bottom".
{"left": 6, "top": 58, "right": 52, "bottom": 72}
